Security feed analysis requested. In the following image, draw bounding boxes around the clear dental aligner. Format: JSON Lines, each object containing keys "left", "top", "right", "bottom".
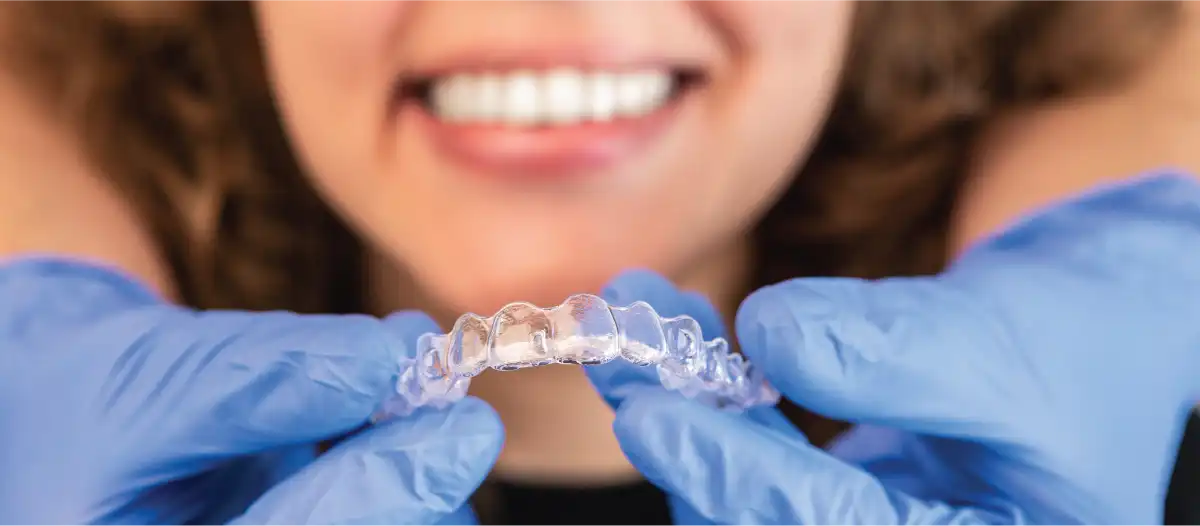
{"left": 374, "top": 294, "right": 781, "bottom": 420}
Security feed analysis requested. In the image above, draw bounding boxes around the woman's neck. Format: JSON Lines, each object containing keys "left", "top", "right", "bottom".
{"left": 366, "top": 238, "right": 753, "bottom": 485}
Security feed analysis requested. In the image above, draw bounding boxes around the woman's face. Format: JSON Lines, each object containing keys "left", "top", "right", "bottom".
{"left": 255, "top": 1, "right": 853, "bottom": 314}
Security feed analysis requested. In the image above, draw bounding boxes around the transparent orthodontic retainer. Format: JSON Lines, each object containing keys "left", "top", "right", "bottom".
{"left": 374, "top": 294, "right": 781, "bottom": 420}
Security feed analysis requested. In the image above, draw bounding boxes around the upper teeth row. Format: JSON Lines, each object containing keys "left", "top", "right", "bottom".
{"left": 429, "top": 69, "right": 673, "bottom": 126}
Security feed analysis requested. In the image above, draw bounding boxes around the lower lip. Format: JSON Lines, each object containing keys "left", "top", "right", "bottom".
{"left": 404, "top": 96, "right": 687, "bottom": 179}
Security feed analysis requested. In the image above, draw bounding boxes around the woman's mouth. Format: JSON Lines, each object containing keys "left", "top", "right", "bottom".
{"left": 416, "top": 68, "right": 693, "bottom": 125}
{"left": 395, "top": 67, "right": 705, "bottom": 178}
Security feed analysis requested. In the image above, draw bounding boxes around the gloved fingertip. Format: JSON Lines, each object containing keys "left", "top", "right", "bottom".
{"left": 681, "top": 290, "right": 727, "bottom": 339}
{"left": 734, "top": 284, "right": 783, "bottom": 349}
{"left": 734, "top": 279, "right": 842, "bottom": 377}
{"left": 601, "top": 269, "right": 677, "bottom": 306}
{"left": 733, "top": 289, "right": 782, "bottom": 378}
{"left": 381, "top": 310, "right": 443, "bottom": 344}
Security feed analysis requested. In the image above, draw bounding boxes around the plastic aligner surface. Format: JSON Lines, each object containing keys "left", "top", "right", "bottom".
{"left": 373, "top": 294, "right": 781, "bottom": 420}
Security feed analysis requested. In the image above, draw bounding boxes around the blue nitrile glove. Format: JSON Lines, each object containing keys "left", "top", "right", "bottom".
{"left": 587, "top": 271, "right": 801, "bottom": 526}
{"left": 0, "top": 258, "right": 502, "bottom": 524}
{"left": 586, "top": 172, "right": 1200, "bottom": 524}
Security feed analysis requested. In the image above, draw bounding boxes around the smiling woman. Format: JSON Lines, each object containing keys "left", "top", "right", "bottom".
{"left": 250, "top": 1, "right": 856, "bottom": 320}
{"left": 0, "top": 1, "right": 1195, "bottom": 524}
{"left": 4, "top": 0, "right": 1177, "bottom": 326}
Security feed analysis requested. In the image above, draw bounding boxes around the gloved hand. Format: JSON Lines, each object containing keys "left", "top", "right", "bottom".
{"left": 587, "top": 172, "right": 1200, "bottom": 524}
{"left": 0, "top": 258, "right": 502, "bottom": 524}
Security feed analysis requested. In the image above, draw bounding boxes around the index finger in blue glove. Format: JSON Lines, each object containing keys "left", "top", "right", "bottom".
{"left": 612, "top": 389, "right": 1012, "bottom": 525}
{"left": 230, "top": 396, "right": 503, "bottom": 525}
{"left": 735, "top": 277, "right": 1015, "bottom": 438}
{"left": 125, "top": 307, "right": 440, "bottom": 458}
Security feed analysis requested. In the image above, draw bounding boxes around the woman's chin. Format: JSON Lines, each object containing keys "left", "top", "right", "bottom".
{"left": 437, "top": 279, "right": 610, "bottom": 318}
{"left": 416, "top": 262, "right": 653, "bottom": 319}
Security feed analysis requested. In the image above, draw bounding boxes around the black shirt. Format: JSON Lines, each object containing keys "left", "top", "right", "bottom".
{"left": 487, "top": 410, "right": 1200, "bottom": 524}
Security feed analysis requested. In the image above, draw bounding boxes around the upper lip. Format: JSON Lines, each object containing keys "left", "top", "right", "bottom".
{"left": 397, "top": 43, "right": 712, "bottom": 80}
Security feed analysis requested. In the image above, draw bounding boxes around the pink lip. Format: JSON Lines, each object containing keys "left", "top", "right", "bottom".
{"left": 403, "top": 96, "right": 687, "bottom": 180}
{"left": 399, "top": 45, "right": 706, "bottom": 78}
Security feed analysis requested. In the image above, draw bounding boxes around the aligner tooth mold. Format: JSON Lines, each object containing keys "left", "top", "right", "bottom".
{"left": 373, "top": 294, "right": 781, "bottom": 420}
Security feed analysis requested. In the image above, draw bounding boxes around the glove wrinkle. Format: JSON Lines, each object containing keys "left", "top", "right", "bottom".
{"left": 233, "top": 398, "right": 502, "bottom": 525}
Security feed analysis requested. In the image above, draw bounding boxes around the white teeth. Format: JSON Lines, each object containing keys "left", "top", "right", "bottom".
{"left": 616, "top": 71, "right": 669, "bottom": 117}
{"left": 428, "top": 69, "right": 675, "bottom": 126}
{"left": 586, "top": 73, "right": 618, "bottom": 122}
{"left": 502, "top": 71, "right": 541, "bottom": 125}
{"left": 543, "top": 69, "right": 586, "bottom": 124}
{"left": 475, "top": 75, "right": 504, "bottom": 122}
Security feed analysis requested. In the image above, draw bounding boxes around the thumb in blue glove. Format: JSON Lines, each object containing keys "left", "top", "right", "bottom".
{"left": 584, "top": 270, "right": 802, "bottom": 526}
{"left": 231, "top": 397, "right": 500, "bottom": 525}
{"left": 589, "top": 173, "right": 1200, "bottom": 524}
{"left": 0, "top": 259, "right": 502, "bottom": 524}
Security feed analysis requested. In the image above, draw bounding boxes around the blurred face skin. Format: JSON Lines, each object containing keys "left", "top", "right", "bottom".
{"left": 255, "top": 1, "right": 853, "bottom": 318}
